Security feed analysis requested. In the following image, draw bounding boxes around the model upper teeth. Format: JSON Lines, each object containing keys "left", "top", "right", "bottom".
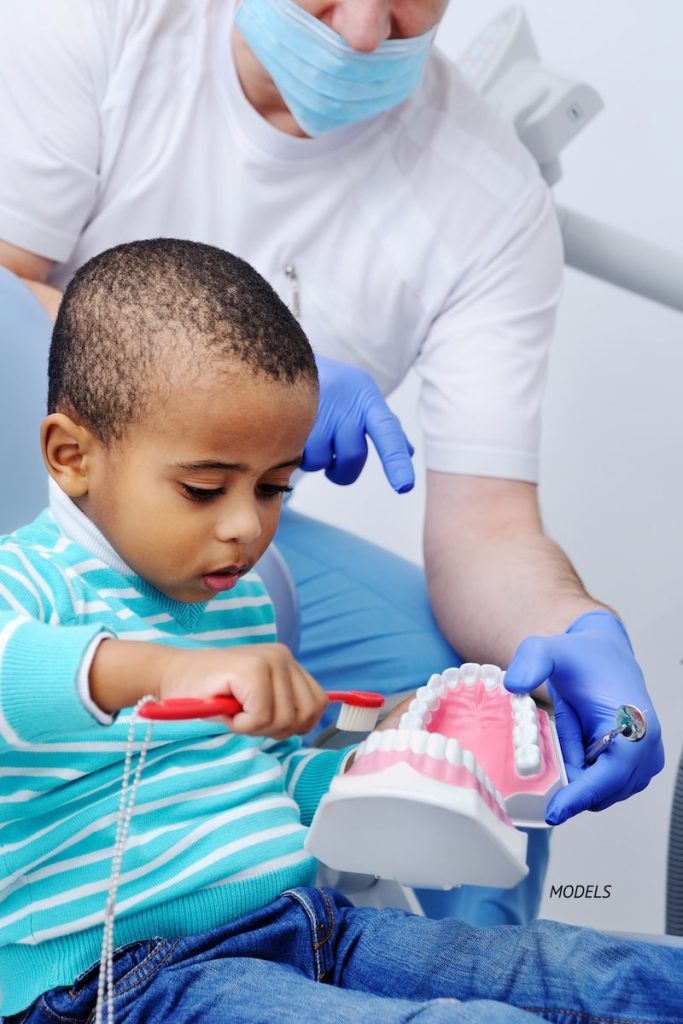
{"left": 397, "top": 663, "right": 544, "bottom": 782}
{"left": 442, "top": 667, "right": 461, "bottom": 689}
{"left": 481, "top": 664, "right": 503, "bottom": 690}
{"left": 460, "top": 663, "right": 480, "bottom": 686}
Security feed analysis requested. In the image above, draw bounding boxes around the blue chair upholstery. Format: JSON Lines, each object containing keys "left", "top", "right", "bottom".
{"left": 0, "top": 268, "right": 52, "bottom": 535}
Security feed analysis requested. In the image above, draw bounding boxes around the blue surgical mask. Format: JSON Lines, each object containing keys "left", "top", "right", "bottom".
{"left": 234, "top": 0, "right": 437, "bottom": 136}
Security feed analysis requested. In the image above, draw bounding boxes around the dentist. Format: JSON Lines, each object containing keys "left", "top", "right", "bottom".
{"left": 0, "top": 0, "right": 664, "bottom": 926}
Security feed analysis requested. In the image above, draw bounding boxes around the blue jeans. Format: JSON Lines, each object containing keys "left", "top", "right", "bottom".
{"left": 276, "top": 509, "right": 550, "bottom": 927}
{"left": 10, "top": 887, "right": 683, "bottom": 1023}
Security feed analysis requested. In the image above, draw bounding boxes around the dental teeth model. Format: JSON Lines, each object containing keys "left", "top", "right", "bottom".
{"left": 306, "top": 665, "right": 567, "bottom": 890}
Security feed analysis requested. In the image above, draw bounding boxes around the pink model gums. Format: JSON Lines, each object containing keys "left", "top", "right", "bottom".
{"left": 305, "top": 664, "right": 567, "bottom": 891}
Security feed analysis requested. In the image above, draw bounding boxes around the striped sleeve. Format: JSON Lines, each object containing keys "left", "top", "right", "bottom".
{"left": 265, "top": 738, "right": 357, "bottom": 826}
{"left": 0, "top": 549, "right": 109, "bottom": 743}
{"left": 0, "top": 612, "right": 110, "bottom": 742}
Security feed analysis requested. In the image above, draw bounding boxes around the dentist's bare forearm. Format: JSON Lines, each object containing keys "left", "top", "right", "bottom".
{"left": 0, "top": 239, "right": 61, "bottom": 319}
{"left": 22, "top": 278, "right": 62, "bottom": 320}
{"left": 424, "top": 472, "right": 610, "bottom": 668}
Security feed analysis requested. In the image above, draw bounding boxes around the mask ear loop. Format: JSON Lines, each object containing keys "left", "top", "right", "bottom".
{"left": 95, "top": 696, "right": 156, "bottom": 1024}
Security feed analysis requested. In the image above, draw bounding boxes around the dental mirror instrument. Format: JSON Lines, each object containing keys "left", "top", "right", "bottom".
{"left": 584, "top": 704, "right": 647, "bottom": 766}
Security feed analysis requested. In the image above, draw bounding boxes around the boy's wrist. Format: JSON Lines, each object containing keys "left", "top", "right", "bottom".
{"left": 89, "top": 638, "right": 170, "bottom": 713}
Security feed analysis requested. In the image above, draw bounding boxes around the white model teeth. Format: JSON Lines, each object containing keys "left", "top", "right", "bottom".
{"left": 460, "top": 663, "right": 480, "bottom": 686}
{"left": 511, "top": 694, "right": 542, "bottom": 776}
{"left": 409, "top": 730, "right": 430, "bottom": 755}
{"left": 416, "top": 684, "right": 439, "bottom": 710}
{"left": 511, "top": 694, "right": 535, "bottom": 714}
{"left": 445, "top": 737, "right": 462, "bottom": 765}
{"left": 365, "top": 731, "right": 382, "bottom": 753}
{"left": 512, "top": 722, "right": 539, "bottom": 746}
{"left": 427, "top": 732, "right": 447, "bottom": 759}
{"left": 379, "top": 730, "right": 395, "bottom": 751}
{"left": 399, "top": 712, "right": 423, "bottom": 730}
{"left": 441, "top": 667, "right": 461, "bottom": 690}
{"left": 426, "top": 672, "right": 447, "bottom": 698}
{"left": 515, "top": 744, "right": 541, "bottom": 775}
{"left": 481, "top": 664, "right": 503, "bottom": 690}
{"left": 394, "top": 730, "right": 411, "bottom": 752}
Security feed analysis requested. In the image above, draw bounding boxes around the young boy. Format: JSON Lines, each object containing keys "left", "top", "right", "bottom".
{"left": 0, "top": 240, "right": 681, "bottom": 1023}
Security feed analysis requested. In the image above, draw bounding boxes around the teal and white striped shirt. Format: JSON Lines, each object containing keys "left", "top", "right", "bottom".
{"left": 0, "top": 482, "right": 350, "bottom": 1015}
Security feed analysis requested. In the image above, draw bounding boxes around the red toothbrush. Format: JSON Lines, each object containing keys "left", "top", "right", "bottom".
{"left": 138, "top": 689, "right": 385, "bottom": 731}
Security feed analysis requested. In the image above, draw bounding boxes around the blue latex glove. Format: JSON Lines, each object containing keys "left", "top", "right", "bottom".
{"left": 302, "top": 354, "right": 415, "bottom": 493}
{"left": 505, "top": 610, "right": 664, "bottom": 825}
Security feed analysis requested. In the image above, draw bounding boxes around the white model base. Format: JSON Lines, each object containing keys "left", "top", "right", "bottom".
{"left": 306, "top": 762, "right": 529, "bottom": 890}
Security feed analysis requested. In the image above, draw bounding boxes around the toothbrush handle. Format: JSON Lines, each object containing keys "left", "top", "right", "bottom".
{"left": 138, "top": 689, "right": 385, "bottom": 721}
{"left": 138, "top": 696, "right": 241, "bottom": 720}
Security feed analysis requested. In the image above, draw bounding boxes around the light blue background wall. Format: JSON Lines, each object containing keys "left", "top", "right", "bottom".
{"left": 290, "top": 1, "right": 683, "bottom": 933}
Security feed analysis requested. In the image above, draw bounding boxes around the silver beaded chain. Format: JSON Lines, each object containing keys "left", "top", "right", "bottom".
{"left": 95, "top": 696, "right": 156, "bottom": 1024}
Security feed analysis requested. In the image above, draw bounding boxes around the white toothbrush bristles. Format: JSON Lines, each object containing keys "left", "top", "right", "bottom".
{"left": 335, "top": 703, "right": 381, "bottom": 732}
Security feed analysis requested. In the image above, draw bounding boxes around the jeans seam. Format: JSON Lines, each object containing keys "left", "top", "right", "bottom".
{"left": 312, "top": 890, "right": 335, "bottom": 952}
{"left": 283, "top": 888, "right": 334, "bottom": 982}
{"left": 109, "top": 939, "right": 181, "bottom": 998}
{"left": 33, "top": 1000, "right": 75, "bottom": 1024}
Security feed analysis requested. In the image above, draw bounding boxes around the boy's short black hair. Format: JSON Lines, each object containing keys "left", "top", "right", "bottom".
{"left": 48, "top": 238, "right": 318, "bottom": 443}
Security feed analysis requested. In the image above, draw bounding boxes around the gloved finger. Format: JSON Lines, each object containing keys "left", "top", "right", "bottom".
{"left": 545, "top": 746, "right": 636, "bottom": 824}
{"left": 589, "top": 736, "right": 665, "bottom": 811}
{"left": 324, "top": 420, "right": 368, "bottom": 486}
{"left": 504, "top": 636, "right": 556, "bottom": 694}
{"left": 365, "top": 401, "right": 415, "bottom": 494}
{"left": 548, "top": 684, "right": 586, "bottom": 770}
{"left": 301, "top": 420, "right": 334, "bottom": 473}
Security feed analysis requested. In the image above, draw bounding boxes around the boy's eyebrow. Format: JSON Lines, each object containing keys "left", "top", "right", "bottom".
{"left": 172, "top": 457, "right": 303, "bottom": 472}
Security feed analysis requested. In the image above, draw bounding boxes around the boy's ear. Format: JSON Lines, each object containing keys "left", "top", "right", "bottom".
{"left": 41, "top": 413, "right": 98, "bottom": 497}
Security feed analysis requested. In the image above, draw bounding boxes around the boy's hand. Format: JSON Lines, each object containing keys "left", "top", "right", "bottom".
{"left": 91, "top": 639, "right": 328, "bottom": 739}
{"left": 156, "top": 643, "right": 328, "bottom": 739}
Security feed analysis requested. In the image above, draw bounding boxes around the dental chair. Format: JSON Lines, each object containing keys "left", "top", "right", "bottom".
{"left": 0, "top": 268, "right": 52, "bottom": 535}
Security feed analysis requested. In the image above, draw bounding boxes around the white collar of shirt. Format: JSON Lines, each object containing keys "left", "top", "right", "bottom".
{"left": 48, "top": 477, "right": 135, "bottom": 577}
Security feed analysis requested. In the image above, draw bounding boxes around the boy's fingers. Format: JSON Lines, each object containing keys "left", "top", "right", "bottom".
{"left": 291, "top": 663, "right": 328, "bottom": 733}
{"left": 266, "top": 667, "right": 297, "bottom": 738}
{"left": 228, "top": 659, "right": 275, "bottom": 734}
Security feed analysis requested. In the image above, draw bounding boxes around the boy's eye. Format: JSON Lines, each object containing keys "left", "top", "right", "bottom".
{"left": 258, "top": 484, "right": 293, "bottom": 502}
{"left": 182, "top": 484, "right": 225, "bottom": 503}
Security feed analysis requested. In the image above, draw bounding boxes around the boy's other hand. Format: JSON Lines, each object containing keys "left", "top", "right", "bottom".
{"left": 157, "top": 643, "right": 328, "bottom": 739}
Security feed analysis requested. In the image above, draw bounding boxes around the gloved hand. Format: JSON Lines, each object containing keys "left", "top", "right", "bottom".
{"left": 505, "top": 610, "right": 664, "bottom": 825}
{"left": 302, "top": 354, "right": 414, "bottom": 493}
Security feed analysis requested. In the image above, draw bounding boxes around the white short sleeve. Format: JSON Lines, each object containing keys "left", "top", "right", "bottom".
{"left": 414, "top": 185, "right": 564, "bottom": 482}
{"left": 0, "top": 1, "right": 104, "bottom": 262}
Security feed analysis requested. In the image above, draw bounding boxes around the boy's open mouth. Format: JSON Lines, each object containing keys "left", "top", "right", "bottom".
{"left": 201, "top": 565, "right": 248, "bottom": 593}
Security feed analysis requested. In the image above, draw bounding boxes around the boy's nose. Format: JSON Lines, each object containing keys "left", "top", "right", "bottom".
{"left": 214, "top": 502, "right": 262, "bottom": 545}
